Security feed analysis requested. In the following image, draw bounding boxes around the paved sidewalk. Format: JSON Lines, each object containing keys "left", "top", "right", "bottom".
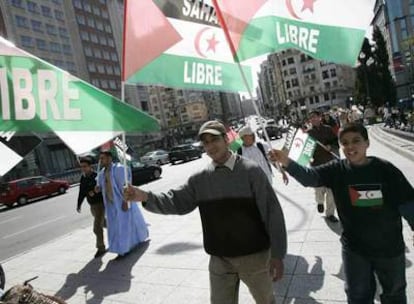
{"left": 2, "top": 127, "right": 414, "bottom": 304}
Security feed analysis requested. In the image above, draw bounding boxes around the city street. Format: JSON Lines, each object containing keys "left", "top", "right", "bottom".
{"left": 1, "top": 129, "right": 414, "bottom": 303}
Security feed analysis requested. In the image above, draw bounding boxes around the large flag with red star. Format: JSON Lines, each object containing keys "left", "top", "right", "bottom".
{"left": 122, "top": 0, "right": 252, "bottom": 92}
{"left": 213, "top": 0, "right": 375, "bottom": 65}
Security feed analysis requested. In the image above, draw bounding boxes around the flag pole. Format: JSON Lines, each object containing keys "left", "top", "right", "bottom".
{"left": 121, "top": 81, "right": 131, "bottom": 208}
{"left": 213, "top": 1, "right": 287, "bottom": 180}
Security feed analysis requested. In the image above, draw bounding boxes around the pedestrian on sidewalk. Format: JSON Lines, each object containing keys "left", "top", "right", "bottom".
{"left": 237, "top": 125, "right": 273, "bottom": 183}
{"left": 125, "top": 120, "right": 287, "bottom": 304}
{"left": 77, "top": 157, "right": 106, "bottom": 258}
{"left": 307, "top": 110, "right": 339, "bottom": 223}
{"left": 97, "top": 151, "right": 149, "bottom": 259}
{"left": 269, "top": 122, "right": 414, "bottom": 304}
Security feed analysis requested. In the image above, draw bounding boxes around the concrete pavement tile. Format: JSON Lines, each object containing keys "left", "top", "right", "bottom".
{"left": 141, "top": 267, "right": 195, "bottom": 286}
{"left": 306, "top": 230, "right": 342, "bottom": 242}
{"left": 273, "top": 274, "right": 291, "bottom": 298}
{"left": 160, "top": 286, "right": 210, "bottom": 304}
{"left": 295, "top": 256, "right": 344, "bottom": 278}
{"left": 286, "top": 230, "right": 308, "bottom": 243}
{"left": 287, "top": 242, "right": 304, "bottom": 256}
{"left": 137, "top": 252, "right": 207, "bottom": 269}
{"left": 148, "top": 241, "right": 204, "bottom": 256}
{"left": 301, "top": 242, "right": 342, "bottom": 256}
{"left": 283, "top": 298, "right": 346, "bottom": 303}
{"left": 284, "top": 254, "right": 299, "bottom": 275}
{"left": 180, "top": 269, "right": 209, "bottom": 288}
{"left": 286, "top": 274, "right": 346, "bottom": 302}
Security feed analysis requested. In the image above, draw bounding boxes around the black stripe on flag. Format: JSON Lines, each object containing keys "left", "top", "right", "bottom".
{"left": 0, "top": 133, "right": 42, "bottom": 157}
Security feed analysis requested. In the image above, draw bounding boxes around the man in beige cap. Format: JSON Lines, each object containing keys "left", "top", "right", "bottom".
{"left": 237, "top": 125, "right": 273, "bottom": 183}
{"left": 125, "top": 120, "right": 287, "bottom": 304}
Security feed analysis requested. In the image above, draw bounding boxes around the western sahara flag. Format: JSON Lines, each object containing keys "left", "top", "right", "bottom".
{"left": 0, "top": 132, "right": 42, "bottom": 175}
{"left": 122, "top": 0, "right": 252, "bottom": 92}
{"left": 349, "top": 184, "right": 383, "bottom": 207}
{"left": 286, "top": 128, "right": 316, "bottom": 166}
{"left": 213, "top": 0, "right": 375, "bottom": 65}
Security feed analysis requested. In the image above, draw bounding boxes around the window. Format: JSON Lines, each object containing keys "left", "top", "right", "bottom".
{"left": 103, "top": 50, "right": 110, "bottom": 60}
{"left": 315, "top": 96, "right": 320, "bottom": 103}
{"left": 101, "top": 10, "right": 109, "bottom": 19}
{"left": 322, "top": 70, "right": 329, "bottom": 79}
{"left": 88, "top": 62, "right": 96, "bottom": 72}
{"left": 401, "top": 18, "right": 408, "bottom": 40}
{"left": 41, "top": 6, "right": 52, "bottom": 17}
{"left": 333, "top": 80, "right": 338, "bottom": 87}
{"left": 283, "top": 70, "right": 288, "bottom": 76}
{"left": 105, "top": 24, "right": 112, "bottom": 33}
{"left": 291, "top": 78, "right": 299, "bottom": 87}
{"left": 73, "top": 0, "right": 82, "bottom": 9}
{"left": 84, "top": 46, "right": 93, "bottom": 56}
{"left": 310, "top": 86, "right": 315, "bottom": 92}
{"left": 54, "top": 60, "right": 64, "bottom": 68}
{"left": 289, "top": 67, "right": 297, "bottom": 75}
{"left": 15, "top": 15, "right": 29, "bottom": 28}
{"left": 62, "top": 44, "right": 72, "bottom": 54}
{"left": 107, "top": 38, "right": 115, "bottom": 47}
{"left": 105, "top": 65, "right": 113, "bottom": 74}
{"left": 97, "top": 64, "right": 105, "bottom": 73}
{"left": 109, "top": 80, "right": 117, "bottom": 89}
{"left": 99, "top": 35, "right": 107, "bottom": 45}
{"left": 92, "top": 79, "right": 100, "bottom": 87}
{"left": 282, "top": 59, "right": 286, "bottom": 66}
{"left": 287, "top": 57, "right": 294, "bottom": 64}
{"left": 80, "top": 31, "right": 89, "bottom": 41}
{"left": 31, "top": 20, "right": 43, "bottom": 32}
{"left": 77, "top": 15, "right": 85, "bottom": 25}
{"left": 11, "top": 0, "right": 24, "bottom": 8}
{"left": 59, "top": 27, "right": 68, "bottom": 37}
{"left": 331, "top": 92, "right": 336, "bottom": 100}
{"left": 286, "top": 80, "right": 291, "bottom": 89}
{"left": 96, "top": 21, "right": 104, "bottom": 31}
{"left": 114, "top": 66, "right": 120, "bottom": 75}
{"left": 324, "top": 82, "right": 331, "bottom": 88}
{"left": 90, "top": 33, "right": 98, "bottom": 43}
{"left": 52, "top": 0, "right": 62, "bottom": 4}
{"left": 330, "top": 68, "right": 337, "bottom": 77}
{"left": 87, "top": 18, "right": 95, "bottom": 27}
{"left": 300, "top": 54, "right": 306, "bottom": 62}
{"left": 309, "top": 97, "right": 314, "bottom": 104}
{"left": 94, "top": 48, "right": 102, "bottom": 58}
{"left": 84, "top": 3, "right": 92, "bottom": 12}
{"left": 46, "top": 24, "right": 57, "bottom": 35}
{"left": 50, "top": 42, "right": 61, "bottom": 53}
{"left": 21, "top": 35, "right": 34, "bottom": 48}
{"left": 324, "top": 93, "right": 329, "bottom": 101}
{"left": 36, "top": 39, "right": 47, "bottom": 50}
{"left": 27, "top": 1, "right": 39, "bottom": 13}
{"left": 111, "top": 52, "right": 118, "bottom": 61}
{"left": 54, "top": 10, "right": 64, "bottom": 21}
{"left": 100, "top": 79, "right": 108, "bottom": 89}
{"left": 93, "top": 6, "right": 101, "bottom": 15}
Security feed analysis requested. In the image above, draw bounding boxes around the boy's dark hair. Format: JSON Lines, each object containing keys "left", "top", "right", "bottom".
{"left": 100, "top": 150, "right": 113, "bottom": 158}
{"left": 308, "top": 110, "right": 321, "bottom": 117}
{"left": 339, "top": 123, "right": 369, "bottom": 141}
{"left": 79, "top": 156, "right": 93, "bottom": 165}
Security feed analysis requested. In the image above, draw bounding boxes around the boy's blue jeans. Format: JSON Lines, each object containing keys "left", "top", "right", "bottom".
{"left": 342, "top": 246, "right": 407, "bottom": 304}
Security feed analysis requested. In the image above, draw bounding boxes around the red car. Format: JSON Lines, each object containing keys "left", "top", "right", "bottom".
{"left": 0, "top": 176, "right": 69, "bottom": 208}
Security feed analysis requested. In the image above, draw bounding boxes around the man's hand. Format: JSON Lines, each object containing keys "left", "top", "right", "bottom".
{"left": 268, "top": 149, "right": 290, "bottom": 167}
{"left": 122, "top": 201, "right": 129, "bottom": 212}
{"left": 269, "top": 258, "right": 284, "bottom": 282}
{"left": 76, "top": 206, "right": 81, "bottom": 213}
{"left": 88, "top": 190, "right": 95, "bottom": 197}
{"left": 281, "top": 170, "right": 289, "bottom": 185}
{"left": 94, "top": 186, "right": 100, "bottom": 193}
{"left": 124, "top": 184, "right": 148, "bottom": 202}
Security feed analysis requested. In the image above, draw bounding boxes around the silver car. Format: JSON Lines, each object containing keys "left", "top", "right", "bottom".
{"left": 140, "top": 150, "right": 169, "bottom": 165}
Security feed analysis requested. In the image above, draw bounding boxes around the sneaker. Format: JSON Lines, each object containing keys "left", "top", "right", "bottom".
{"left": 94, "top": 249, "right": 107, "bottom": 258}
{"left": 327, "top": 215, "right": 339, "bottom": 223}
{"left": 317, "top": 204, "right": 324, "bottom": 213}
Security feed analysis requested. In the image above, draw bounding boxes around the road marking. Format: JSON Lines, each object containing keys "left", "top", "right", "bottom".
{"left": 0, "top": 215, "right": 23, "bottom": 225}
{"left": 2, "top": 216, "right": 66, "bottom": 239}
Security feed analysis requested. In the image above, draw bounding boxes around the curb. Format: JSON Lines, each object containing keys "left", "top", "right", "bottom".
{"left": 369, "top": 126, "right": 414, "bottom": 162}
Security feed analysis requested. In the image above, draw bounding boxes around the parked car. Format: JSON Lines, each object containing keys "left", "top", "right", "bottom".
{"left": 130, "top": 161, "right": 162, "bottom": 185}
{"left": 140, "top": 150, "right": 169, "bottom": 165}
{"left": 169, "top": 144, "right": 203, "bottom": 165}
{"left": 0, "top": 176, "right": 69, "bottom": 208}
{"left": 257, "top": 125, "right": 283, "bottom": 140}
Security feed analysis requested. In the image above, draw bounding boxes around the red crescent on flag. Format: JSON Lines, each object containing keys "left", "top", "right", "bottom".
{"left": 194, "top": 27, "right": 211, "bottom": 58}
{"left": 285, "top": 0, "right": 302, "bottom": 20}
{"left": 293, "top": 138, "right": 304, "bottom": 148}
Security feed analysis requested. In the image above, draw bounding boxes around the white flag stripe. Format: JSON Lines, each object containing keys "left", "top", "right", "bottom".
{"left": 55, "top": 131, "right": 122, "bottom": 155}
{"left": 254, "top": 0, "right": 374, "bottom": 30}
{"left": 288, "top": 129, "right": 308, "bottom": 161}
{"left": 0, "top": 143, "right": 23, "bottom": 175}
{"left": 360, "top": 190, "right": 382, "bottom": 200}
{"left": 165, "top": 19, "right": 234, "bottom": 62}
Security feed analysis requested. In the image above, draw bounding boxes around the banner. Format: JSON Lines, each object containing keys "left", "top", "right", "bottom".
{"left": 122, "top": 0, "right": 253, "bottom": 92}
{"left": 287, "top": 128, "right": 316, "bottom": 166}
{"left": 213, "top": 0, "right": 375, "bottom": 65}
